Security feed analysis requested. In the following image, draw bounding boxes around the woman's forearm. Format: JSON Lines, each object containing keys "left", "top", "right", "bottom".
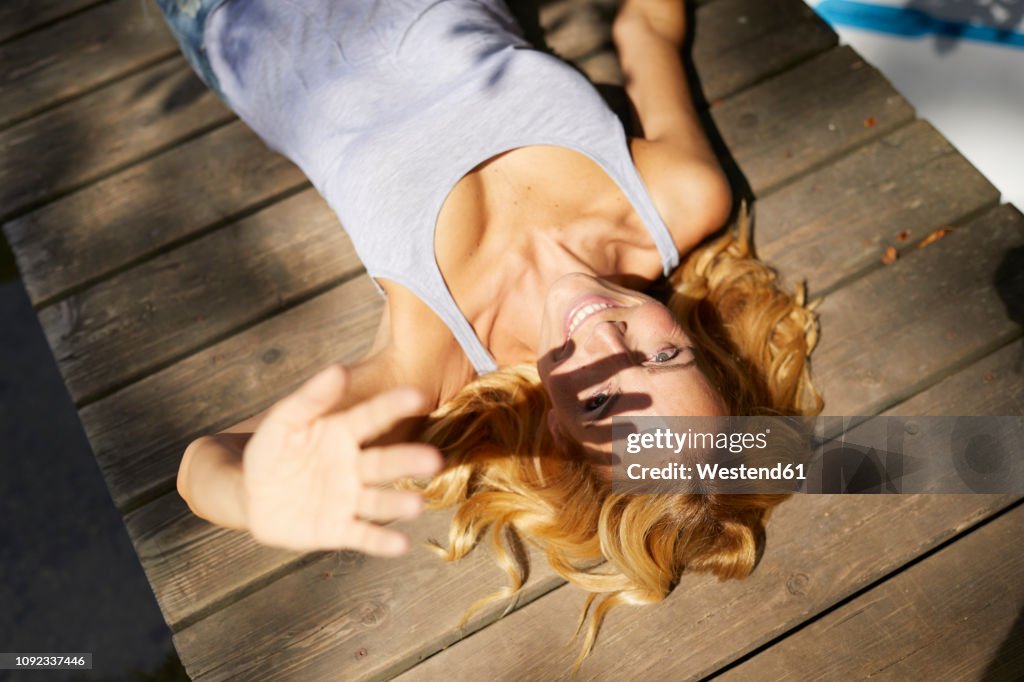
{"left": 178, "top": 434, "right": 249, "bottom": 532}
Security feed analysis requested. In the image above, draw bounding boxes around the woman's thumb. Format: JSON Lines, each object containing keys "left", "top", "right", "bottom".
{"left": 270, "top": 364, "right": 349, "bottom": 426}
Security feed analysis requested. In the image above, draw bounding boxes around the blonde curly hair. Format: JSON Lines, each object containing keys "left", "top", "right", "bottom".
{"left": 404, "top": 205, "right": 823, "bottom": 671}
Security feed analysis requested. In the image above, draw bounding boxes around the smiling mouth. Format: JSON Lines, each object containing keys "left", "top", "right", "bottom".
{"left": 563, "top": 297, "right": 623, "bottom": 343}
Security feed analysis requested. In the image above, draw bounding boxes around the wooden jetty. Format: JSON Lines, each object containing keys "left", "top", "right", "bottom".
{"left": 2, "top": 0, "right": 1021, "bottom": 678}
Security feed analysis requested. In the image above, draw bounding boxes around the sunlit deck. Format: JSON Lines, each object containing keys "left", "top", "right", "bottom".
{"left": 2, "top": 0, "right": 1022, "bottom": 678}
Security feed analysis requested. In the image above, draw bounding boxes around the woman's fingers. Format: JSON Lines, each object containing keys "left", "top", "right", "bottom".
{"left": 341, "top": 519, "right": 411, "bottom": 557}
{"left": 343, "top": 385, "right": 427, "bottom": 444}
{"left": 266, "top": 364, "right": 349, "bottom": 429}
{"left": 355, "top": 487, "right": 424, "bottom": 523}
{"left": 358, "top": 444, "right": 443, "bottom": 485}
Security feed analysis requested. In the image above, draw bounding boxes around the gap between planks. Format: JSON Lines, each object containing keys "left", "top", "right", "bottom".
{"left": 712, "top": 496, "right": 1024, "bottom": 680}
{"left": 0, "top": 0, "right": 109, "bottom": 46}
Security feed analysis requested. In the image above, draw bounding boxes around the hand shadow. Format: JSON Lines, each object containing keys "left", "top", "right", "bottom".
{"left": 536, "top": 337, "right": 651, "bottom": 455}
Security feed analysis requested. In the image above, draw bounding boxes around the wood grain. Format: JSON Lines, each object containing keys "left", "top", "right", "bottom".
{"left": 883, "top": 341, "right": 1024, "bottom": 418}
{"left": 541, "top": 0, "right": 832, "bottom": 99}
{"left": 38, "top": 189, "right": 359, "bottom": 405}
{"left": 755, "top": 119, "right": 1001, "bottom": 296}
{"left": 0, "top": 0, "right": 101, "bottom": 44}
{"left": 719, "top": 502, "right": 1024, "bottom": 682}
{"left": 279, "top": 496, "right": 1017, "bottom": 682}
{"left": 5, "top": 121, "right": 306, "bottom": 304}
{"left": 81, "top": 274, "right": 384, "bottom": 512}
{"left": 712, "top": 323, "right": 1024, "bottom": 680}
{"left": 692, "top": 0, "right": 837, "bottom": 102}
{"left": 0, "top": 57, "right": 231, "bottom": 220}
{"left": 813, "top": 204, "right": 1024, "bottom": 417}
{"left": 172, "top": 504, "right": 566, "bottom": 681}
{"left": 0, "top": 0, "right": 177, "bottom": 129}
{"left": 712, "top": 46, "right": 915, "bottom": 195}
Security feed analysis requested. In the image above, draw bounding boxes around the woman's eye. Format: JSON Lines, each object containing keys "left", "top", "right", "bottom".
{"left": 651, "top": 347, "right": 680, "bottom": 363}
{"left": 584, "top": 392, "right": 610, "bottom": 412}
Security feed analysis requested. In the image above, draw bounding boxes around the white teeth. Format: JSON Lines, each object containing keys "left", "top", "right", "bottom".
{"left": 567, "top": 303, "right": 613, "bottom": 338}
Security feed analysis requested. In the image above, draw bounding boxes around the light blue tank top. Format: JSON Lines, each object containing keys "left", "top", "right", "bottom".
{"left": 206, "top": 0, "right": 680, "bottom": 374}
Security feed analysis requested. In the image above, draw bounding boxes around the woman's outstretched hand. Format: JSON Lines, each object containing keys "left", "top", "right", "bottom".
{"left": 241, "top": 364, "right": 443, "bottom": 556}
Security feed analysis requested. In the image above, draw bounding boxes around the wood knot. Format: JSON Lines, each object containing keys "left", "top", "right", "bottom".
{"left": 786, "top": 572, "right": 810, "bottom": 596}
{"left": 739, "top": 112, "right": 758, "bottom": 129}
{"left": 261, "top": 348, "right": 281, "bottom": 364}
{"left": 359, "top": 601, "right": 388, "bottom": 627}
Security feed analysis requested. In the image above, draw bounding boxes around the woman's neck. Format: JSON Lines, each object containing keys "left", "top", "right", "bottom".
{"left": 435, "top": 146, "right": 664, "bottom": 365}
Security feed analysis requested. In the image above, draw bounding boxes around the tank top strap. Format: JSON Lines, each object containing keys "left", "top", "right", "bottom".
{"left": 367, "top": 265, "right": 501, "bottom": 375}
{"left": 601, "top": 124, "right": 682, "bottom": 276}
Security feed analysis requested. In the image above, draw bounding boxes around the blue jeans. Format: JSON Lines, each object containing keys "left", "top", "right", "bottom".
{"left": 154, "top": 0, "right": 232, "bottom": 98}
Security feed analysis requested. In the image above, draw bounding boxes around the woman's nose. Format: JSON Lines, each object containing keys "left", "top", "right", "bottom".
{"left": 583, "top": 320, "right": 628, "bottom": 355}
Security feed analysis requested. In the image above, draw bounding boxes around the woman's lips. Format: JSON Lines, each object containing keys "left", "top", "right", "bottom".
{"left": 562, "top": 295, "right": 623, "bottom": 343}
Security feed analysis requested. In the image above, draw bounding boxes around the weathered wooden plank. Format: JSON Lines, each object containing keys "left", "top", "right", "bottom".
{"left": 3, "top": 0, "right": 832, "bottom": 308}
{"left": 710, "top": 329, "right": 1024, "bottom": 681}
{"left": 0, "top": 0, "right": 101, "bottom": 44}
{"left": 692, "top": 0, "right": 837, "bottom": 102}
{"left": 110, "top": 281, "right": 385, "bottom": 625}
{"left": 0, "top": 57, "right": 231, "bottom": 220}
{"left": 0, "top": 0, "right": 177, "bottom": 129}
{"left": 125, "top": 495, "right": 308, "bottom": 632}
{"left": 172, "top": 504, "right": 564, "bottom": 681}
{"left": 813, "top": 204, "right": 1024, "bottom": 417}
{"left": 82, "top": 274, "right": 384, "bottom": 512}
{"left": 756, "top": 119, "right": 1001, "bottom": 296}
{"left": 719, "top": 502, "right": 1024, "bottom": 682}
{"left": 712, "top": 46, "right": 915, "bottom": 195}
{"left": 38, "top": 189, "right": 358, "bottom": 405}
{"left": 5, "top": 122, "right": 306, "bottom": 305}
{"left": 282, "top": 497, "right": 1020, "bottom": 682}
{"left": 883, "top": 341, "right": 1024, "bottom": 418}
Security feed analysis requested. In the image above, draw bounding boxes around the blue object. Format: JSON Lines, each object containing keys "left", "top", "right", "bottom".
{"left": 153, "top": 0, "right": 232, "bottom": 96}
{"left": 816, "top": 0, "right": 1024, "bottom": 48}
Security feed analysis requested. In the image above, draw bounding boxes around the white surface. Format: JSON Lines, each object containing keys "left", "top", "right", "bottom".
{"left": 806, "top": 0, "right": 1024, "bottom": 208}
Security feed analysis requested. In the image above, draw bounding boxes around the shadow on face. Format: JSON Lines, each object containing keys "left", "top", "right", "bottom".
{"left": 535, "top": 273, "right": 729, "bottom": 472}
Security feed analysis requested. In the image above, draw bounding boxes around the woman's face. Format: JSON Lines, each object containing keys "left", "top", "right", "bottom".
{"left": 536, "top": 273, "right": 728, "bottom": 468}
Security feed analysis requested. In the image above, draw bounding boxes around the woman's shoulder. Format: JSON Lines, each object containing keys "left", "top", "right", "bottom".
{"left": 628, "top": 137, "right": 734, "bottom": 255}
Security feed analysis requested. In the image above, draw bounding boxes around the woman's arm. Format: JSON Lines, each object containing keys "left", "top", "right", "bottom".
{"left": 613, "top": 0, "right": 732, "bottom": 240}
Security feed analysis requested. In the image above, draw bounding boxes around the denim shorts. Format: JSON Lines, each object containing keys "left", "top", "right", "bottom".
{"left": 154, "top": 0, "right": 233, "bottom": 97}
